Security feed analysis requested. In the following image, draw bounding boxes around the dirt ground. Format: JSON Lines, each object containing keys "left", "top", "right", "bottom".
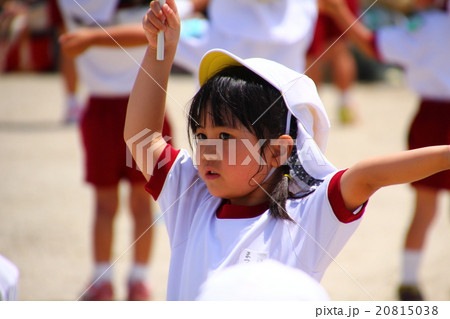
{"left": 0, "top": 72, "right": 448, "bottom": 301}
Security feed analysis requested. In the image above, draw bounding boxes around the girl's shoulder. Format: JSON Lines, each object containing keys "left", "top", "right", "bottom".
{"left": 286, "top": 170, "right": 365, "bottom": 224}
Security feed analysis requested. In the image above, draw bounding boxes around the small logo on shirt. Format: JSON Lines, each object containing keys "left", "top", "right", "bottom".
{"left": 239, "top": 249, "right": 268, "bottom": 264}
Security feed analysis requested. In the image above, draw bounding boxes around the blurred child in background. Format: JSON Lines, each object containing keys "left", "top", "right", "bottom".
{"left": 320, "top": 0, "right": 450, "bottom": 301}
{"left": 306, "top": 0, "right": 360, "bottom": 124}
{"left": 57, "top": 0, "right": 172, "bottom": 301}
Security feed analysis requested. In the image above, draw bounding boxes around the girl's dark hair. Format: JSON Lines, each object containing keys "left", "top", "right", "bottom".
{"left": 188, "top": 65, "right": 298, "bottom": 220}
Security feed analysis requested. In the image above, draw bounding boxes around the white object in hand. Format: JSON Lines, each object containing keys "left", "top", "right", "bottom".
{"left": 156, "top": 0, "right": 166, "bottom": 61}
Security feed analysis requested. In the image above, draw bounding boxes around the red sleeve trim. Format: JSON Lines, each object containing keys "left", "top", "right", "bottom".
{"left": 144, "top": 144, "right": 180, "bottom": 201}
{"left": 328, "top": 169, "right": 366, "bottom": 224}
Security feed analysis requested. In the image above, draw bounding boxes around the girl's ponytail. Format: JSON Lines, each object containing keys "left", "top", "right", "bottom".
{"left": 269, "top": 166, "right": 294, "bottom": 222}
{"left": 268, "top": 114, "right": 298, "bottom": 222}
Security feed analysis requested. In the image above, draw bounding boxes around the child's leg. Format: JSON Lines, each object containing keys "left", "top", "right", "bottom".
{"left": 129, "top": 182, "right": 153, "bottom": 265}
{"left": 329, "top": 41, "right": 356, "bottom": 98}
{"left": 93, "top": 185, "right": 119, "bottom": 264}
{"left": 305, "top": 13, "right": 326, "bottom": 86}
{"left": 404, "top": 186, "right": 439, "bottom": 251}
{"left": 328, "top": 40, "right": 357, "bottom": 124}
{"left": 399, "top": 186, "right": 439, "bottom": 301}
{"left": 305, "top": 53, "right": 326, "bottom": 86}
{"left": 127, "top": 182, "right": 153, "bottom": 300}
{"left": 80, "top": 185, "right": 119, "bottom": 301}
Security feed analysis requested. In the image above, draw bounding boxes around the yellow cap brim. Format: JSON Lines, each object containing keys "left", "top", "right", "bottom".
{"left": 198, "top": 49, "right": 244, "bottom": 86}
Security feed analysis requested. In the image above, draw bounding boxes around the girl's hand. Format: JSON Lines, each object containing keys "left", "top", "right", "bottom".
{"left": 143, "top": 0, "right": 180, "bottom": 51}
{"left": 59, "top": 29, "right": 93, "bottom": 58}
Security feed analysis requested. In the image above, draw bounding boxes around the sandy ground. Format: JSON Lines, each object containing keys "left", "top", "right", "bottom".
{"left": 0, "top": 72, "right": 449, "bottom": 301}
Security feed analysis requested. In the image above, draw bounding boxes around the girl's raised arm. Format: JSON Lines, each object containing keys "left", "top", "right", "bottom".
{"left": 124, "top": 0, "right": 180, "bottom": 181}
{"left": 340, "top": 145, "right": 450, "bottom": 211}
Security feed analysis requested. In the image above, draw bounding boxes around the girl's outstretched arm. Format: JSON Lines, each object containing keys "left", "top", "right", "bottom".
{"left": 124, "top": 0, "right": 180, "bottom": 181}
{"left": 59, "top": 24, "right": 147, "bottom": 59}
{"left": 340, "top": 146, "right": 450, "bottom": 211}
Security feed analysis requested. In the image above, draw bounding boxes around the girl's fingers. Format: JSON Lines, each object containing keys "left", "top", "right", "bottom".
{"left": 142, "top": 0, "right": 180, "bottom": 46}
{"left": 149, "top": 12, "right": 167, "bottom": 31}
{"left": 162, "top": 0, "right": 180, "bottom": 30}
{"left": 143, "top": 3, "right": 167, "bottom": 32}
{"left": 150, "top": 1, "right": 166, "bottom": 22}
{"left": 142, "top": 12, "right": 159, "bottom": 34}
{"left": 165, "top": 0, "right": 178, "bottom": 15}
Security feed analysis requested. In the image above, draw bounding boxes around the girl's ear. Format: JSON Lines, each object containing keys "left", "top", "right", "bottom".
{"left": 270, "top": 135, "right": 294, "bottom": 168}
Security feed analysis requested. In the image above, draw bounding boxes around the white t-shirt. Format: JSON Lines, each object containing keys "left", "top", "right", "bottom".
{"left": 146, "top": 145, "right": 366, "bottom": 300}
{"left": 57, "top": 1, "right": 147, "bottom": 96}
{"left": 175, "top": 0, "right": 317, "bottom": 74}
{"left": 376, "top": 10, "right": 450, "bottom": 100}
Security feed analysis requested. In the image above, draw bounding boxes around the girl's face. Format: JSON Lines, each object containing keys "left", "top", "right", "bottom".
{"left": 194, "top": 113, "right": 277, "bottom": 206}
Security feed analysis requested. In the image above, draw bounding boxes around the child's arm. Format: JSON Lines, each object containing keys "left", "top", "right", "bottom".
{"left": 124, "top": 0, "right": 180, "bottom": 181}
{"left": 318, "top": 0, "right": 377, "bottom": 58}
{"left": 340, "top": 146, "right": 450, "bottom": 211}
{"left": 59, "top": 24, "right": 147, "bottom": 58}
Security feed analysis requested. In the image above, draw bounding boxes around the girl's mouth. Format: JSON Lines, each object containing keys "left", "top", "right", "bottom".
{"left": 205, "top": 170, "right": 220, "bottom": 180}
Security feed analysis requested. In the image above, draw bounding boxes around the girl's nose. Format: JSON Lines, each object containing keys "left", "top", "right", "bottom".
{"left": 198, "top": 141, "right": 223, "bottom": 161}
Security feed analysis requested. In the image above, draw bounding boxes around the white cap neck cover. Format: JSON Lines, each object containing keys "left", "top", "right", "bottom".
{"left": 198, "top": 49, "right": 336, "bottom": 194}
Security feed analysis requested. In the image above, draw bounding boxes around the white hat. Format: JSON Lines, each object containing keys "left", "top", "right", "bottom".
{"left": 199, "top": 49, "right": 336, "bottom": 192}
{"left": 196, "top": 260, "right": 330, "bottom": 301}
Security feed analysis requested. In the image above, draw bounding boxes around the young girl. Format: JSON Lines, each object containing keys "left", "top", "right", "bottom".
{"left": 124, "top": 0, "right": 450, "bottom": 300}
{"left": 320, "top": 0, "right": 450, "bottom": 301}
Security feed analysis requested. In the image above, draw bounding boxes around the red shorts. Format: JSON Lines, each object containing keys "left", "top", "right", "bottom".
{"left": 408, "top": 99, "right": 450, "bottom": 190}
{"left": 307, "top": 0, "right": 359, "bottom": 56}
{"left": 80, "top": 96, "right": 172, "bottom": 187}
{"left": 48, "top": 0, "right": 63, "bottom": 27}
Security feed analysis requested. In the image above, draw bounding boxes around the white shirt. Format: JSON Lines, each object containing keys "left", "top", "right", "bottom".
{"left": 146, "top": 145, "right": 365, "bottom": 300}
{"left": 175, "top": 0, "right": 317, "bottom": 74}
{"left": 376, "top": 10, "right": 450, "bottom": 100}
{"left": 57, "top": 1, "right": 147, "bottom": 96}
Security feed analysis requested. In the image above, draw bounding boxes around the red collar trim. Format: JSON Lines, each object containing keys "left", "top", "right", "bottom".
{"left": 216, "top": 200, "right": 270, "bottom": 219}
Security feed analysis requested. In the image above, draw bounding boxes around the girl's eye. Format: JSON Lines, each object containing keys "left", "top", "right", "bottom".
{"left": 219, "top": 132, "right": 231, "bottom": 140}
{"left": 196, "top": 133, "right": 207, "bottom": 140}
